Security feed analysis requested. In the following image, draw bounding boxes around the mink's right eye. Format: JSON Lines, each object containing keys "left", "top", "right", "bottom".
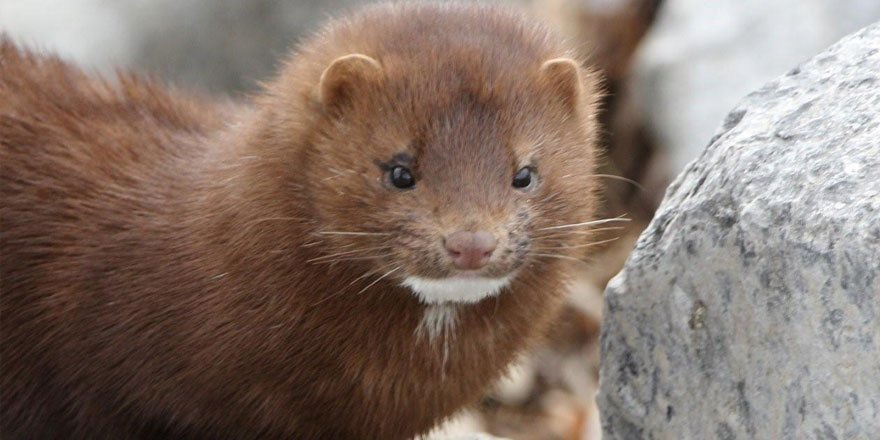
{"left": 389, "top": 166, "right": 415, "bottom": 189}
{"left": 512, "top": 166, "right": 534, "bottom": 190}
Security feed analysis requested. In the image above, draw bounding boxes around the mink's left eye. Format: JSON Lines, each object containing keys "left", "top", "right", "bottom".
{"left": 389, "top": 166, "right": 415, "bottom": 189}
{"left": 512, "top": 167, "right": 535, "bottom": 190}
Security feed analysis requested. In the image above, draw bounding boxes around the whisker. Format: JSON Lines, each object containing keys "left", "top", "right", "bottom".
{"left": 532, "top": 226, "right": 626, "bottom": 240}
{"left": 318, "top": 231, "right": 391, "bottom": 237}
{"left": 347, "top": 269, "right": 382, "bottom": 288}
{"left": 357, "top": 267, "right": 401, "bottom": 295}
{"left": 305, "top": 246, "right": 389, "bottom": 263}
{"left": 309, "top": 269, "right": 381, "bottom": 308}
{"left": 309, "top": 254, "right": 394, "bottom": 265}
{"left": 588, "top": 174, "right": 646, "bottom": 192}
{"left": 531, "top": 253, "right": 589, "bottom": 263}
{"left": 533, "top": 236, "right": 621, "bottom": 250}
{"left": 537, "top": 215, "right": 631, "bottom": 231}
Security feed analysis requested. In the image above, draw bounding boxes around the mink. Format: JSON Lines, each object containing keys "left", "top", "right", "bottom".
{"left": 0, "top": 3, "right": 603, "bottom": 438}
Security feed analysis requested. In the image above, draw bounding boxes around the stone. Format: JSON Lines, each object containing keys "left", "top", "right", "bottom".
{"left": 634, "top": 0, "right": 880, "bottom": 174}
{"left": 599, "top": 23, "right": 880, "bottom": 440}
{"left": 0, "top": 0, "right": 135, "bottom": 73}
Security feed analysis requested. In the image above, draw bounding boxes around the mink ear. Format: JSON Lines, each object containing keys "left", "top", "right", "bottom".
{"left": 317, "top": 54, "right": 384, "bottom": 110}
{"left": 539, "top": 58, "right": 584, "bottom": 108}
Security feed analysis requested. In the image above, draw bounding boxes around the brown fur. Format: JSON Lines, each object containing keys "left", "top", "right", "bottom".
{"left": 0, "top": 3, "right": 601, "bottom": 439}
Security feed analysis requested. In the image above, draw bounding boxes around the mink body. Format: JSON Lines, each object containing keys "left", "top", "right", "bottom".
{"left": 1, "top": 3, "right": 601, "bottom": 439}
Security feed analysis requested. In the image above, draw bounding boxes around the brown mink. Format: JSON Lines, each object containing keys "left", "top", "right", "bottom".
{"left": 0, "top": 3, "right": 604, "bottom": 439}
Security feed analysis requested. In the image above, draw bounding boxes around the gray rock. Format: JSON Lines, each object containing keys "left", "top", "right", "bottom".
{"left": 0, "top": 0, "right": 368, "bottom": 92}
{"left": 0, "top": 0, "right": 136, "bottom": 73}
{"left": 599, "top": 23, "right": 880, "bottom": 440}
{"left": 635, "top": 0, "right": 880, "bottom": 174}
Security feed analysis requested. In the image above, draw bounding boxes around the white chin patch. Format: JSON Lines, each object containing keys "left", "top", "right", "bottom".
{"left": 402, "top": 274, "right": 513, "bottom": 304}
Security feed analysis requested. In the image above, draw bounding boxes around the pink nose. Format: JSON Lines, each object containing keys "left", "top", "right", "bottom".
{"left": 444, "top": 230, "right": 497, "bottom": 270}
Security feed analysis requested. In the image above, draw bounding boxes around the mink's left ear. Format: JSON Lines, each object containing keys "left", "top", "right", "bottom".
{"left": 539, "top": 58, "right": 585, "bottom": 109}
{"left": 317, "top": 53, "right": 384, "bottom": 112}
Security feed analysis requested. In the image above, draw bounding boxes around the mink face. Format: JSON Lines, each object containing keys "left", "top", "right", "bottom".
{"left": 278, "top": 8, "right": 603, "bottom": 304}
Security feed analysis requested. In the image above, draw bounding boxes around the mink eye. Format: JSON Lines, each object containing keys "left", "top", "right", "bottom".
{"left": 389, "top": 166, "right": 415, "bottom": 189}
{"left": 512, "top": 167, "right": 534, "bottom": 189}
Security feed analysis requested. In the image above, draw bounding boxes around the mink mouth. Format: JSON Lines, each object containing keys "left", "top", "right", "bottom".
{"left": 388, "top": 231, "right": 532, "bottom": 304}
{"left": 401, "top": 272, "right": 516, "bottom": 305}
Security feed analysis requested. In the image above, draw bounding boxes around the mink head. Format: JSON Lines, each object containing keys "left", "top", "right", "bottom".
{"left": 261, "top": 4, "right": 602, "bottom": 304}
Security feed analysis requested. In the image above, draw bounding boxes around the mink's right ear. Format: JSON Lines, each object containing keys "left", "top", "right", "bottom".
{"left": 539, "top": 57, "right": 585, "bottom": 110}
{"left": 316, "top": 54, "right": 384, "bottom": 111}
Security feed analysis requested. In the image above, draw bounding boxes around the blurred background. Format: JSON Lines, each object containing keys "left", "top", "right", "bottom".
{"left": 3, "top": 0, "right": 878, "bottom": 438}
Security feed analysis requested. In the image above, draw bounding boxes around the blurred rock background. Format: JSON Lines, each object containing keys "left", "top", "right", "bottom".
{"left": 2, "top": 0, "right": 878, "bottom": 438}
{"left": 635, "top": 0, "right": 880, "bottom": 174}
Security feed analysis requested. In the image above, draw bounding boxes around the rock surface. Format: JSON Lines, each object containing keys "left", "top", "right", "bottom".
{"left": 634, "top": 0, "right": 880, "bottom": 174}
{"left": 599, "top": 23, "right": 880, "bottom": 440}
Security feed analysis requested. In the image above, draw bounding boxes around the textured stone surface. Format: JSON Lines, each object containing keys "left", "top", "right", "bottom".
{"left": 599, "top": 23, "right": 880, "bottom": 440}
{"left": 635, "top": 0, "right": 880, "bottom": 173}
